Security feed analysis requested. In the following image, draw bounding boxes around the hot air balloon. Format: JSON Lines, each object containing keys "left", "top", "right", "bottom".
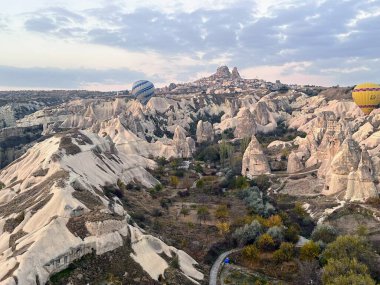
{"left": 352, "top": 83, "right": 380, "bottom": 115}
{"left": 131, "top": 80, "right": 155, "bottom": 105}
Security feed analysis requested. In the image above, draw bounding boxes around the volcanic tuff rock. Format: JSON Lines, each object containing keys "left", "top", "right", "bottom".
{"left": 231, "top": 67, "right": 241, "bottom": 79}
{"left": 345, "top": 148, "right": 378, "bottom": 201}
{"left": 242, "top": 136, "right": 271, "bottom": 177}
{"left": 287, "top": 151, "right": 304, "bottom": 173}
{"left": 196, "top": 120, "right": 214, "bottom": 143}
{"left": 234, "top": 108, "right": 257, "bottom": 139}
{"left": 0, "top": 130, "right": 203, "bottom": 284}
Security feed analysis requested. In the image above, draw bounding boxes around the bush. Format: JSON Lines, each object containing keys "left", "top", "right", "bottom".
{"left": 300, "top": 241, "right": 320, "bottom": 261}
{"left": 264, "top": 215, "right": 282, "bottom": 228}
{"left": 0, "top": 181, "right": 6, "bottom": 190}
{"left": 267, "top": 226, "right": 284, "bottom": 246}
{"left": 154, "top": 184, "right": 163, "bottom": 192}
{"left": 238, "top": 187, "right": 275, "bottom": 217}
{"left": 257, "top": 233, "right": 276, "bottom": 251}
{"left": 251, "top": 175, "right": 271, "bottom": 191}
{"left": 273, "top": 242, "right": 295, "bottom": 263}
{"left": 242, "top": 244, "right": 259, "bottom": 263}
{"left": 234, "top": 176, "right": 249, "bottom": 189}
{"left": 311, "top": 224, "right": 338, "bottom": 244}
{"left": 196, "top": 144, "right": 220, "bottom": 162}
{"left": 170, "top": 176, "right": 180, "bottom": 188}
{"left": 322, "top": 235, "right": 375, "bottom": 270}
{"left": 322, "top": 258, "right": 375, "bottom": 285}
{"left": 215, "top": 205, "right": 229, "bottom": 220}
{"left": 284, "top": 224, "right": 300, "bottom": 243}
{"left": 196, "top": 179, "right": 205, "bottom": 189}
{"left": 233, "top": 220, "right": 263, "bottom": 246}
{"left": 293, "top": 202, "right": 308, "bottom": 218}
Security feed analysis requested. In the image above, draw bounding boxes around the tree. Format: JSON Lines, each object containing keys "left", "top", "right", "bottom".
{"left": 311, "top": 224, "right": 338, "bottom": 244}
{"left": 267, "top": 226, "right": 284, "bottom": 246}
{"left": 233, "top": 220, "right": 263, "bottom": 246}
{"left": 197, "top": 206, "right": 210, "bottom": 224}
{"left": 242, "top": 244, "right": 259, "bottom": 264}
{"left": 215, "top": 205, "right": 229, "bottom": 221}
{"left": 293, "top": 202, "right": 308, "bottom": 218}
{"left": 264, "top": 215, "right": 283, "bottom": 227}
{"left": 257, "top": 233, "right": 276, "bottom": 251}
{"left": 170, "top": 176, "right": 180, "bottom": 188}
{"left": 296, "top": 260, "right": 322, "bottom": 285}
{"left": 322, "top": 235, "right": 375, "bottom": 271}
{"left": 300, "top": 241, "right": 320, "bottom": 261}
{"left": 284, "top": 224, "right": 300, "bottom": 243}
{"left": 216, "top": 222, "right": 230, "bottom": 235}
{"left": 273, "top": 242, "right": 295, "bottom": 263}
{"left": 240, "top": 137, "right": 251, "bottom": 154}
{"left": 194, "top": 162, "right": 203, "bottom": 173}
{"left": 252, "top": 175, "right": 271, "bottom": 191}
{"left": 322, "top": 258, "right": 375, "bottom": 285}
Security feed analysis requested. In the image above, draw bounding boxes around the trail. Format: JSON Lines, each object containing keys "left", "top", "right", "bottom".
{"left": 209, "top": 249, "right": 240, "bottom": 285}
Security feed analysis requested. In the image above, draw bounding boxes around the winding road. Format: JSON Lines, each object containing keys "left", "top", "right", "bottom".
{"left": 209, "top": 249, "right": 240, "bottom": 285}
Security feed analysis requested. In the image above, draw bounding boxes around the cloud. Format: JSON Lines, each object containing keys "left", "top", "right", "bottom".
{"left": 0, "top": 65, "right": 146, "bottom": 90}
{"left": 0, "top": 0, "right": 379, "bottom": 89}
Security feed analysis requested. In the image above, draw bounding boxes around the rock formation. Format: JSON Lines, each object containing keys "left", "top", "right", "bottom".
{"left": 234, "top": 108, "right": 257, "bottom": 139}
{"left": 231, "top": 67, "right": 241, "bottom": 79}
{"left": 345, "top": 147, "right": 379, "bottom": 201}
{"left": 242, "top": 136, "right": 271, "bottom": 177}
{"left": 323, "top": 130, "right": 360, "bottom": 195}
{"left": 287, "top": 151, "right": 304, "bottom": 173}
{"left": 173, "top": 125, "right": 194, "bottom": 158}
{"left": 215, "top": 66, "right": 231, "bottom": 78}
{"left": 196, "top": 120, "right": 214, "bottom": 143}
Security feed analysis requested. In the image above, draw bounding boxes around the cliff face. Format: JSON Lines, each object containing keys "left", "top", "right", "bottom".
{"left": 0, "top": 125, "right": 43, "bottom": 169}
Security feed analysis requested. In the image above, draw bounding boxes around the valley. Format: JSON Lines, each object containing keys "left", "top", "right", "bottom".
{"left": 0, "top": 66, "right": 379, "bottom": 285}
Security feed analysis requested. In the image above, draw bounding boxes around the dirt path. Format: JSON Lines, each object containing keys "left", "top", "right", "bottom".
{"left": 209, "top": 249, "right": 240, "bottom": 285}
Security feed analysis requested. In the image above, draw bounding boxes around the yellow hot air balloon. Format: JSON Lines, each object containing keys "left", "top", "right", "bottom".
{"left": 352, "top": 83, "right": 380, "bottom": 115}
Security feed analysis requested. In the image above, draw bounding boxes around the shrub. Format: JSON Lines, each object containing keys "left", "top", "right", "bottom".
{"left": 0, "top": 181, "right": 6, "bottom": 190}
{"left": 170, "top": 176, "right": 180, "bottom": 188}
{"left": 311, "top": 224, "right": 338, "bottom": 244}
{"left": 257, "top": 233, "right": 276, "bottom": 251}
{"left": 194, "top": 163, "right": 203, "bottom": 173}
{"left": 233, "top": 220, "right": 263, "bottom": 246}
{"left": 293, "top": 202, "right": 308, "bottom": 218}
{"left": 264, "top": 215, "right": 282, "bottom": 228}
{"left": 180, "top": 207, "right": 190, "bottom": 217}
{"left": 197, "top": 206, "right": 210, "bottom": 224}
{"left": 322, "top": 235, "right": 375, "bottom": 270}
{"left": 216, "top": 222, "right": 230, "bottom": 235}
{"left": 284, "top": 224, "right": 300, "bottom": 243}
{"left": 273, "top": 242, "right": 295, "bottom": 263}
{"left": 267, "top": 226, "right": 284, "bottom": 246}
{"left": 215, "top": 205, "right": 229, "bottom": 220}
{"left": 239, "top": 187, "right": 275, "bottom": 217}
{"left": 242, "top": 244, "right": 259, "bottom": 263}
{"left": 196, "top": 179, "right": 205, "bottom": 189}
{"left": 300, "top": 241, "right": 320, "bottom": 261}
{"left": 322, "top": 258, "right": 375, "bottom": 285}
{"left": 154, "top": 184, "right": 163, "bottom": 192}
{"left": 234, "top": 176, "right": 249, "bottom": 189}
{"left": 251, "top": 175, "right": 271, "bottom": 191}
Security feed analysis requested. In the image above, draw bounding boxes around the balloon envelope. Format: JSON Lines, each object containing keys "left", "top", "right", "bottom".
{"left": 352, "top": 83, "right": 380, "bottom": 115}
{"left": 131, "top": 80, "right": 155, "bottom": 105}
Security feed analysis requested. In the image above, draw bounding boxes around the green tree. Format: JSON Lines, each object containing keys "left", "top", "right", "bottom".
{"left": 257, "top": 233, "right": 276, "bottom": 251}
{"left": 322, "top": 258, "right": 375, "bottom": 285}
{"left": 197, "top": 206, "right": 210, "bottom": 224}
{"left": 300, "top": 241, "right": 320, "bottom": 261}
{"left": 322, "top": 235, "right": 375, "bottom": 271}
{"left": 273, "top": 242, "right": 295, "bottom": 263}
{"left": 240, "top": 137, "right": 251, "bottom": 154}
{"left": 311, "top": 224, "right": 338, "bottom": 244}
{"left": 284, "top": 224, "right": 300, "bottom": 243}
{"left": 242, "top": 244, "right": 259, "bottom": 263}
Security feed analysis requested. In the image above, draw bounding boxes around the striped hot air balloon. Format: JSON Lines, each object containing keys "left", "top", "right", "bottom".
{"left": 131, "top": 80, "right": 155, "bottom": 105}
{"left": 352, "top": 83, "right": 380, "bottom": 115}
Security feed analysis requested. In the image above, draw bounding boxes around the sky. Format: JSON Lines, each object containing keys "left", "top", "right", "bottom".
{"left": 0, "top": 0, "right": 379, "bottom": 90}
